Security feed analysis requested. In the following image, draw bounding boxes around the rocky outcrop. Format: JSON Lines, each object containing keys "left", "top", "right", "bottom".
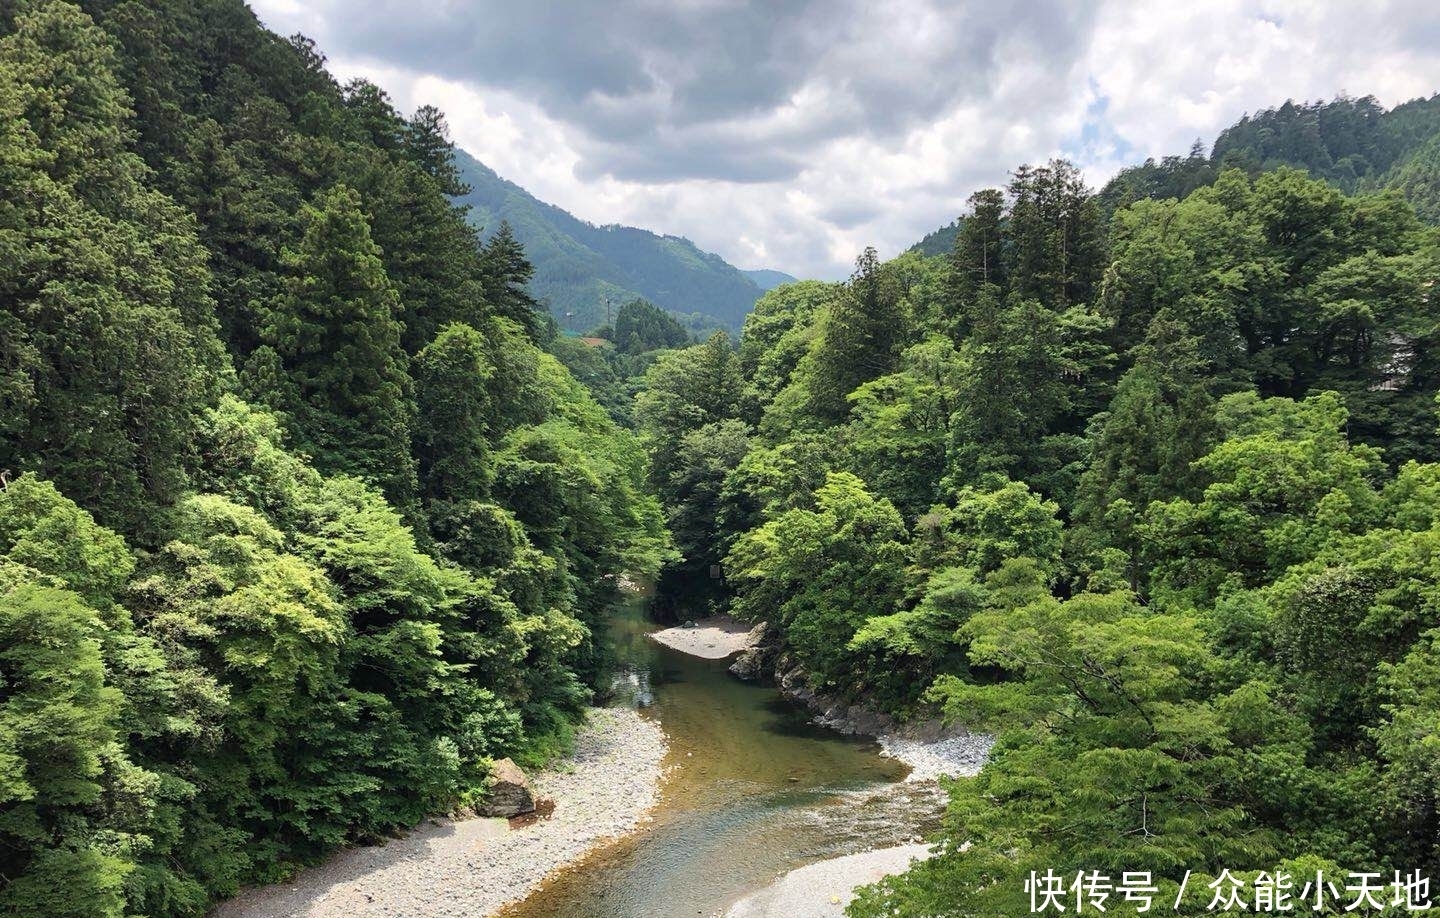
{"left": 771, "top": 653, "right": 993, "bottom": 778}
{"left": 477, "top": 757, "right": 536, "bottom": 817}
{"left": 771, "top": 653, "right": 900, "bottom": 736}
{"left": 727, "top": 622, "right": 779, "bottom": 680}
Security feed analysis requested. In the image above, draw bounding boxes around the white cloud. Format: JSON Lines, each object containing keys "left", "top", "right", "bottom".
{"left": 250, "top": 0, "right": 1440, "bottom": 280}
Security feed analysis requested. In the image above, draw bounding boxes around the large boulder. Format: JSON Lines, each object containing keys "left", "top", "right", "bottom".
{"left": 477, "top": 758, "right": 536, "bottom": 817}
{"left": 728, "top": 622, "right": 778, "bottom": 681}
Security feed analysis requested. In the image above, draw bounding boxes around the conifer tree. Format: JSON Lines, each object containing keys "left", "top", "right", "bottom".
{"left": 252, "top": 183, "right": 418, "bottom": 507}
{"left": 948, "top": 295, "right": 1071, "bottom": 487}
{"left": 0, "top": 0, "right": 226, "bottom": 536}
{"left": 405, "top": 104, "right": 470, "bottom": 196}
{"left": 414, "top": 322, "right": 494, "bottom": 504}
{"left": 480, "top": 222, "right": 546, "bottom": 340}
{"left": 801, "top": 247, "right": 906, "bottom": 422}
{"left": 1078, "top": 317, "right": 1217, "bottom": 515}
{"left": 948, "top": 188, "right": 1007, "bottom": 321}
{"left": 1006, "top": 160, "right": 1104, "bottom": 309}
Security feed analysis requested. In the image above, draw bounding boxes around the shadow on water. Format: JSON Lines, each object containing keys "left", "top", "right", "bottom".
{"left": 498, "top": 595, "right": 937, "bottom": 918}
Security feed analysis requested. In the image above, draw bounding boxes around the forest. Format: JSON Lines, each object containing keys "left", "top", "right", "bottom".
{"left": 0, "top": 2, "right": 667, "bottom": 915}
{"left": 5, "top": 1, "right": 1440, "bottom": 917}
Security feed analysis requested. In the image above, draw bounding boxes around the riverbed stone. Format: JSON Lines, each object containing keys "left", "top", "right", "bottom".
{"left": 728, "top": 622, "right": 777, "bottom": 680}
{"left": 478, "top": 758, "right": 536, "bottom": 817}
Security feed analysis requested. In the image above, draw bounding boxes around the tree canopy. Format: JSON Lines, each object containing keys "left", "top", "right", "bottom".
{"left": 0, "top": 4, "right": 665, "bottom": 915}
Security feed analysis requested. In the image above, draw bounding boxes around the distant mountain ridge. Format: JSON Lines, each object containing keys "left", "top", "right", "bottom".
{"left": 909, "top": 219, "right": 963, "bottom": 257}
{"left": 909, "top": 92, "right": 1440, "bottom": 253}
{"left": 453, "top": 149, "right": 782, "bottom": 331}
{"left": 743, "top": 269, "right": 799, "bottom": 291}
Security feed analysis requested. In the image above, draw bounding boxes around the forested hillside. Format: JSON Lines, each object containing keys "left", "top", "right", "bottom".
{"left": 915, "top": 94, "right": 1440, "bottom": 254}
{"left": 909, "top": 218, "right": 964, "bottom": 257}
{"left": 742, "top": 269, "right": 798, "bottom": 292}
{"left": 1101, "top": 94, "right": 1440, "bottom": 220}
{"left": 453, "top": 149, "right": 773, "bottom": 332}
{"left": 0, "top": 2, "right": 666, "bottom": 915}
{"left": 630, "top": 155, "right": 1440, "bottom": 915}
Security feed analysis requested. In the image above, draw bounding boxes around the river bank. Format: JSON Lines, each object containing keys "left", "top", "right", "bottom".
{"left": 210, "top": 708, "right": 666, "bottom": 918}
{"left": 717, "top": 623, "right": 996, "bottom": 782}
{"left": 724, "top": 843, "right": 934, "bottom": 918}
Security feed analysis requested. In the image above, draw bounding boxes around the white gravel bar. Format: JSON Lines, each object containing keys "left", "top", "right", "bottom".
{"left": 724, "top": 843, "right": 935, "bottom": 918}
{"left": 879, "top": 732, "right": 994, "bottom": 782}
{"left": 650, "top": 615, "right": 758, "bottom": 658}
{"left": 209, "top": 707, "right": 666, "bottom": 918}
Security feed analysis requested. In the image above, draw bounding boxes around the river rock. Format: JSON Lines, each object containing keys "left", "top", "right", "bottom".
{"left": 728, "top": 622, "right": 778, "bottom": 680}
{"left": 776, "top": 656, "right": 817, "bottom": 706}
{"left": 478, "top": 758, "right": 536, "bottom": 817}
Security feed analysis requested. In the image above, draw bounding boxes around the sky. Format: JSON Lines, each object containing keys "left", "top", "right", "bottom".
{"left": 248, "top": 1, "right": 1440, "bottom": 281}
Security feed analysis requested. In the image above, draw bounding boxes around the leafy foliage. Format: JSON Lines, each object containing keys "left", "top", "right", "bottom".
{"left": 0, "top": 5, "right": 666, "bottom": 916}
{"left": 621, "top": 138, "right": 1440, "bottom": 918}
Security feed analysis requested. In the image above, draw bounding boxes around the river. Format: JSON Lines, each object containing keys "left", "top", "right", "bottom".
{"left": 499, "top": 596, "right": 941, "bottom": 918}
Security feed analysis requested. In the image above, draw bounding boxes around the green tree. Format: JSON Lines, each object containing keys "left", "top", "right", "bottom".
{"left": 855, "top": 581, "right": 1308, "bottom": 918}
{"left": 912, "top": 479, "right": 1063, "bottom": 581}
{"left": 0, "top": 0, "right": 226, "bottom": 537}
{"left": 634, "top": 331, "right": 744, "bottom": 488}
{"left": 480, "top": 222, "right": 546, "bottom": 340}
{"left": 655, "top": 419, "right": 752, "bottom": 608}
{"left": 1006, "top": 159, "right": 1105, "bottom": 310}
{"left": 405, "top": 104, "right": 469, "bottom": 196}
{"left": 947, "top": 296, "right": 1072, "bottom": 489}
{"left": 610, "top": 298, "right": 691, "bottom": 354}
{"left": 845, "top": 335, "right": 963, "bottom": 518}
{"left": 798, "top": 248, "right": 907, "bottom": 423}
{"left": 727, "top": 472, "right": 908, "bottom": 691}
{"left": 1141, "top": 391, "right": 1384, "bottom": 604}
{"left": 738, "top": 280, "right": 834, "bottom": 422}
{"left": 947, "top": 188, "right": 1006, "bottom": 323}
{"left": 128, "top": 494, "right": 353, "bottom": 872}
{"left": 848, "top": 566, "right": 987, "bottom": 705}
{"left": 414, "top": 322, "right": 495, "bottom": 504}
{"left": 1073, "top": 316, "right": 1219, "bottom": 580}
{"left": 1384, "top": 133, "right": 1440, "bottom": 222}
{"left": 250, "top": 183, "right": 418, "bottom": 508}
{"left": 0, "top": 564, "right": 131, "bottom": 918}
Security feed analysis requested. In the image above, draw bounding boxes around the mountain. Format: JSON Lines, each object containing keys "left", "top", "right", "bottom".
{"left": 742, "top": 269, "right": 799, "bottom": 291}
{"left": 910, "top": 93, "right": 1440, "bottom": 251}
{"left": 1097, "top": 94, "right": 1440, "bottom": 218}
{"left": 1210, "top": 94, "right": 1440, "bottom": 192}
{"left": 453, "top": 149, "right": 775, "bottom": 331}
{"left": 908, "top": 218, "right": 963, "bottom": 257}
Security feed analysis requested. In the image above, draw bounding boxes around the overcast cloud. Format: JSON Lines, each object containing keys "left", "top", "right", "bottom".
{"left": 250, "top": 0, "right": 1440, "bottom": 280}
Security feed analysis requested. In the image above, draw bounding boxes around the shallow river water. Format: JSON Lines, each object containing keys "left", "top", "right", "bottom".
{"left": 499, "top": 597, "right": 938, "bottom": 918}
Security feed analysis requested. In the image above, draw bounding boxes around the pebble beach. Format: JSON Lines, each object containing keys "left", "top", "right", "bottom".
{"left": 209, "top": 708, "right": 667, "bottom": 918}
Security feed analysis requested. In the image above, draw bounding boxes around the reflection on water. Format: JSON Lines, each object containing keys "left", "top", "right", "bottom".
{"left": 500, "top": 596, "right": 934, "bottom": 918}
{"left": 610, "top": 662, "right": 655, "bottom": 708}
